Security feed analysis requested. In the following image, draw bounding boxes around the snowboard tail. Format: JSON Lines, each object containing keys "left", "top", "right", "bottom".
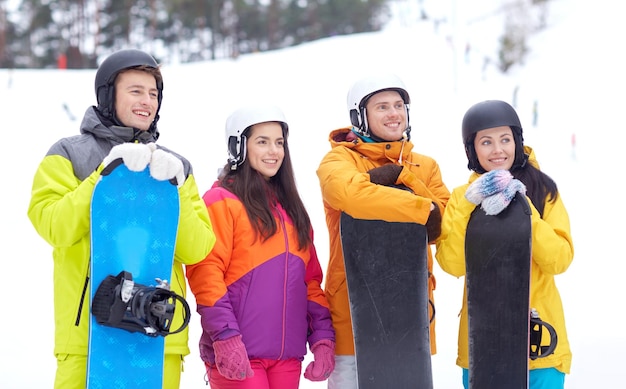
{"left": 340, "top": 213, "right": 433, "bottom": 389}
{"left": 87, "top": 160, "right": 180, "bottom": 389}
{"left": 465, "top": 192, "right": 532, "bottom": 388}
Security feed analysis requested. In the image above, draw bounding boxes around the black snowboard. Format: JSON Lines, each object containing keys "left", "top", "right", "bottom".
{"left": 465, "top": 192, "right": 532, "bottom": 389}
{"left": 340, "top": 212, "right": 433, "bottom": 389}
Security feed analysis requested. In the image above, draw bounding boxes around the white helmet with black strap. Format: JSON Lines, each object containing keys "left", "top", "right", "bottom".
{"left": 346, "top": 73, "right": 411, "bottom": 139}
{"left": 225, "top": 104, "right": 289, "bottom": 170}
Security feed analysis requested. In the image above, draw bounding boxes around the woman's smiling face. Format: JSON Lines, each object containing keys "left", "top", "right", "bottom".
{"left": 474, "top": 126, "right": 516, "bottom": 171}
{"left": 246, "top": 121, "right": 285, "bottom": 180}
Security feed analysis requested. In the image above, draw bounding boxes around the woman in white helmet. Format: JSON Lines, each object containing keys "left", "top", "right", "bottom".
{"left": 316, "top": 74, "right": 450, "bottom": 388}
{"left": 186, "top": 104, "right": 335, "bottom": 388}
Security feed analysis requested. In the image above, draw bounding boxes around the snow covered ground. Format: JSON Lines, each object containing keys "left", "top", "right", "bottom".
{"left": 1, "top": 0, "right": 623, "bottom": 387}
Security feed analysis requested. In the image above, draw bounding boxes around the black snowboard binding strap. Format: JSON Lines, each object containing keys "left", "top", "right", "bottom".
{"left": 529, "top": 308, "right": 558, "bottom": 359}
{"left": 428, "top": 299, "right": 435, "bottom": 323}
{"left": 100, "top": 158, "right": 123, "bottom": 176}
{"left": 92, "top": 270, "right": 191, "bottom": 337}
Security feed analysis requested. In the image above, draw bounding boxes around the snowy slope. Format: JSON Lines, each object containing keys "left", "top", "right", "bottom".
{"left": 1, "top": 0, "right": 623, "bottom": 387}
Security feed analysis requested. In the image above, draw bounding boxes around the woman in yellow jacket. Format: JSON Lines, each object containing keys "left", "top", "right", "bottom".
{"left": 436, "top": 100, "right": 574, "bottom": 389}
{"left": 317, "top": 73, "right": 450, "bottom": 389}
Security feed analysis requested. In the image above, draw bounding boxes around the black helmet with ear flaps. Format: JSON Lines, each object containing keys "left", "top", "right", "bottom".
{"left": 461, "top": 100, "right": 528, "bottom": 173}
{"left": 94, "top": 49, "right": 164, "bottom": 128}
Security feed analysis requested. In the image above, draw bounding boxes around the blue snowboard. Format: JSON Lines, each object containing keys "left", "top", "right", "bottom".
{"left": 87, "top": 160, "right": 180, "bottom": 389}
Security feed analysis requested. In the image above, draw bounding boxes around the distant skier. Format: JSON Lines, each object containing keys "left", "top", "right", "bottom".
{"left": 7, "top": 67, "right": 13, "bottom": 89}
{"left": 512, "top": 85, "right": 519, "bottom": 108}
{"left": 436, "top": 100, "right": 574, "bottom": 389}
{"left": 62, "top": 102, "right": 76, "bottom": 121}
{"left": 57, "top": 52, "right": 67, "bottom": 70}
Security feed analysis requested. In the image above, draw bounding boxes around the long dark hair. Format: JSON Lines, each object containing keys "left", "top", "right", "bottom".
{"left": 219, "top": 127, "right": 313, "bottom": 250}
{"left": 511, "top": 161, "right": 558, "bottom": 218}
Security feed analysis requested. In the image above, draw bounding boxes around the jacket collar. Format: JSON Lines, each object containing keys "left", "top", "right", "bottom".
{"left": 328, "top": 126, "right": 414, "bottom": 164}
{"left": 80, "top": 106, "right": 159, "bottom": 144}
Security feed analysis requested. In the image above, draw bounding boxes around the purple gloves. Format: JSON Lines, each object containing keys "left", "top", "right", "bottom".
{"left": 304, "top": 339, "right": 336, "bottom": 382}
{"left": 212, "top": 335, "right": 254, "bottom": 381}
{"left": 465, "top": 169, "right": 526, "bottom": 215}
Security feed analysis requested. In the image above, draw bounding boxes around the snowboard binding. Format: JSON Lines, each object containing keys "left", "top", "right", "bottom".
{"left": 529, "top": 308, "right": 558, "bottom": 359}
{"left": 92, "top": 270, "right": 191, "bottom": 337}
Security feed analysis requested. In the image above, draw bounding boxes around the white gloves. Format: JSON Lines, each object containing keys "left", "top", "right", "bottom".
{"left": 103, "top": 143, "right": 186, "bottom": 188}
{"left": 150, "top": 148, "right": 185, "bottom": 188}
{"left": 103, "top": 142, "right": 153, "bottom": 172}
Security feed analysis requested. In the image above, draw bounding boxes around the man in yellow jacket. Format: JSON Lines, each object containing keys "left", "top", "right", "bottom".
{"left": 317, "top": 73, "right": 450, "bottom": 388}
{"left": 27, "top": 49, "right": 216, "bottom": 389}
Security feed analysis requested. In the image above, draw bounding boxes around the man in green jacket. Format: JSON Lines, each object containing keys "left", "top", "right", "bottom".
{"left": 27, "top": 49, "right": 216, "bottom": 389}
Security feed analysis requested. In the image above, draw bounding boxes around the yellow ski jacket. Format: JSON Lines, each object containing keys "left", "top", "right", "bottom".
{"left": 435, "top": 146, "right": 574, "bottom": 374}
{"left": 317, "top": 126, "right": 450, "bottom": 356}
{"left": 27, "top": 107, "right": 216, "bottom": 359}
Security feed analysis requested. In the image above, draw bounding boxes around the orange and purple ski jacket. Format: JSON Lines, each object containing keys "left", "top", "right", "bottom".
{"left": 186, "top": 184, "right": 334, "bottom": 364}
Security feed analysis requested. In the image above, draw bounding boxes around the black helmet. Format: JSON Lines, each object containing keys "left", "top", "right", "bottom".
{"left": 94, "top": 49, "right": 164, "bottom": 127}
{"left": 461, "top": 100, "right": 527, "bottom": 172}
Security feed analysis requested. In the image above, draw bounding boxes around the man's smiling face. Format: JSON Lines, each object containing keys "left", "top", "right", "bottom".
{"left": 114, "top": 69, "right": 158, "bottom": 131}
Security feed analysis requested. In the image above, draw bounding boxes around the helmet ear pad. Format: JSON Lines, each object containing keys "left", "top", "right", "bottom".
{"left": 349, "top": 106, "right": 371, "bottom": 136}
{"left": 97, "top": 83, "right": 116, "bottom": 118}
{"left": 228, "top": 133, "right": 248, "bottom": 170}
{"left": 511, "top": 127, "right": 528, "bottom": 171}
{"left": 227, "top": 135, "right": 239, "bottom": 162}
{"left": 349, "top": 107, "right": 370, "bottom": 137}
{"left": 464, "top": 142, "right": 486, "bottom": 173}
{"left": 350, "top": 109, "right": 360, "bottom": 128}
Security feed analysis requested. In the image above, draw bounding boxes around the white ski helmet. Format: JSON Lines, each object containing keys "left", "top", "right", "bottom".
{"left": 346, "top": 73, "right": 411, "bottom": 138}
{"left": 225, "top": 104, "right": 289, "bottom": 170}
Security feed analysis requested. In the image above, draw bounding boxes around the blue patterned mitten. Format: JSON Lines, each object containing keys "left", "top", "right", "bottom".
{"left": 465, "top": 169, "right": 513, "bottom": 205}
{"left": 480, "top": 179, "right": 526, "bottom": 215}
